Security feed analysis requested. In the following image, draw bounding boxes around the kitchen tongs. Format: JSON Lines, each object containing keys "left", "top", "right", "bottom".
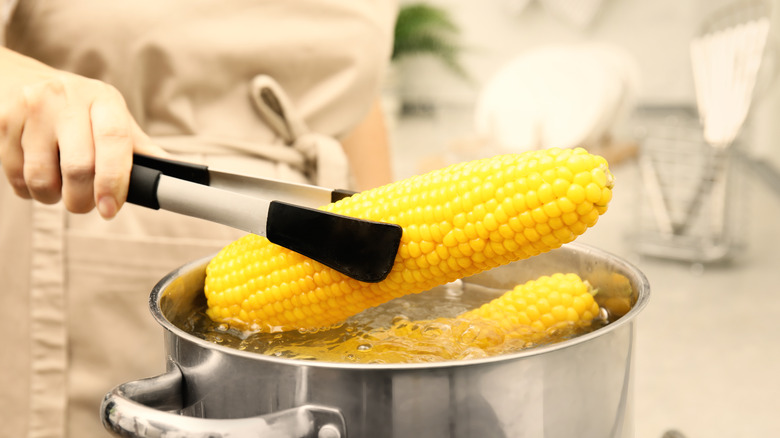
{"left": 126, "top": 154, "right": 402, "bottom": 283}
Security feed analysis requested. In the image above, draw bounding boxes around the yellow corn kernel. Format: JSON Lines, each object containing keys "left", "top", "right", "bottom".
{"left": 204, "top": 147, "right": 614, "bottom": 332}
{"left": 459, "top": 273, "right": 600, "bottom": 335}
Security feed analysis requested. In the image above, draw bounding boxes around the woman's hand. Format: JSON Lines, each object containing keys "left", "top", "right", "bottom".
{"left": 0, "top": 47, "right": 167, "bottom": 219}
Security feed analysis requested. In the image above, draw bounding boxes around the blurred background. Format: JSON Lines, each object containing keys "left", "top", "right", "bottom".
{"left": 384, "top": 0, "right": 780, "bottom": 437}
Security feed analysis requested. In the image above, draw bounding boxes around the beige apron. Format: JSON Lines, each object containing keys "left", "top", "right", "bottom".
{"left": 0, "top": 1, "right": 395, "bottom": 437}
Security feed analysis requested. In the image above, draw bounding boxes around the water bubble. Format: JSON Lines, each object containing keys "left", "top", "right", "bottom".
{"left": 392, "top": 315, "right": 410, "bottom": 325}
{"left": 422, "top": 325, "right": 443, "bottom": 337}
{"left": 356, "top": 344, "right": 372, "bottom": 351}
{"left": 459, "top": 326, "right": 479, "bottom": 343}
{"left": 460, "top": 347, "right": 488, "bottom": 360}
{"left": 445, "top": 280, "right": 464, "bottom": 297}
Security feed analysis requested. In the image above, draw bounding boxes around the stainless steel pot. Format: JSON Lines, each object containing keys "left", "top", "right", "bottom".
{"left": 101, "top": 243, "right": 649, "bottom": 438}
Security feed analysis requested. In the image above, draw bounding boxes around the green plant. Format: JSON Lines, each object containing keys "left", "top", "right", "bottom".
{"left": 392, "top": 3, "right": 468, "bottom": 79}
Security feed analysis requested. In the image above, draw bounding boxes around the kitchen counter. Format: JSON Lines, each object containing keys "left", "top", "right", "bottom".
{"left": 390, "top": 108, "right": 780, "bottom": 438}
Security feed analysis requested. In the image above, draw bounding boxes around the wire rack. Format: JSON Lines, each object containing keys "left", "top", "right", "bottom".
{"left": 631, "top": 109, "right": 747, "bottom": 264}
{"left": 630, "top": 1, "right": 769, "bottom": 264}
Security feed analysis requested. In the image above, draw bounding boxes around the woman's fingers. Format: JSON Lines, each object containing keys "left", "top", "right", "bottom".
{"left": 131, "top": 119, "right": 170, "bottom": 158}
{"left": 89, "top": 85, "right": 134, "bottom": 219}
{"left": 0, "top": 58, "right": 160, "bottom": 218}
{"left": 57, "top": 103, "right": 96, "bottom": 213}
{"left": 19, "top": 80, "right": 64, "bottom": 204}
{"left": 0, "top": 95, "right": 29, "bottom": 199}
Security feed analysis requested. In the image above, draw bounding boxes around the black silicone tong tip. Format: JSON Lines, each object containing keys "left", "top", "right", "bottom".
{"left": 266, "top": 201, "right": 402, "bottom": 283}
{"left": 127, "top": 153, "right": 402, "bottom": 283}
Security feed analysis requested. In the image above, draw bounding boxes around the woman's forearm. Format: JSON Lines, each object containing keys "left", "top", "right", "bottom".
{"left": 340, "top": 99, "right": 394, "bottom": 191}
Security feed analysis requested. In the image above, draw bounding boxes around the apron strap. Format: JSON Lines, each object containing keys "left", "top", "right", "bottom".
{"left": 250, "top": 75, "right": 350, "bottom": 189}
{"left": 153, "top": 75, "right": 351, "bottom": 190}
{"left": 250, "top": 75, "right": 308, "bottom": 144}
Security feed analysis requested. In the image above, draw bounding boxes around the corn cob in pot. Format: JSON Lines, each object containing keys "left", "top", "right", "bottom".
{"left": 266, "top": 272, "right": 601, "bottom": 363}
{"left": 204, "top": 147, "right": 613, "bottom": 333}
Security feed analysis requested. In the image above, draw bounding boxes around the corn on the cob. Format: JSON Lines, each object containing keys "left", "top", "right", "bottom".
{"left": 459, "top": 272, "right": 600, "bottom": 335}
{"left": 204, "top": 147, "right": 613, "bottom": 332}
{"left": 267, "top": 273, "right": 601, "bottom": 363}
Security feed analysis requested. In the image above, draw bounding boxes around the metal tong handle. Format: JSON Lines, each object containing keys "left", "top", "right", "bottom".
{"left": 126, "top": 154, "right": 401, "bottom": 283}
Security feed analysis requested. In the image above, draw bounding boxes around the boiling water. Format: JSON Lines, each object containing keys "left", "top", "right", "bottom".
{"left": 176, "top": 280, "right": 616, "bottom": 364}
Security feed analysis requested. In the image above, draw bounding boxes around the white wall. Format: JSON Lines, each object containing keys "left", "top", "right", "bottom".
{"left": 397, "top": 0, "right": 780, "bottom": 163}
{"left": 402, "top": 0, "right": 720, "bottom": 103}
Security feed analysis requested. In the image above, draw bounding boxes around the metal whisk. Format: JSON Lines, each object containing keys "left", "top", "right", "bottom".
{"left": 692, "top": 0, "right": 771, "bottom": 149}
{"left": 634, "top": 1, "right": 771, "bottom": 262}
{"left": 647, "top": 2, "right": 769, "bottom": 233}
{"left": 684, "top": 0, "right": 770, "bottom": 238}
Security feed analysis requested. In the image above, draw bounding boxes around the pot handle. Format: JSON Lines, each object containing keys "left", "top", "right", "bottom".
{"left": 100, "top": 364, "right": 346, "bottom": 438}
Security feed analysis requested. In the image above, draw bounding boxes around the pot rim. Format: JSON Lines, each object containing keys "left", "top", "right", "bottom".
{"left": 149, "top": 242, "right": 650, "bottom": 370}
